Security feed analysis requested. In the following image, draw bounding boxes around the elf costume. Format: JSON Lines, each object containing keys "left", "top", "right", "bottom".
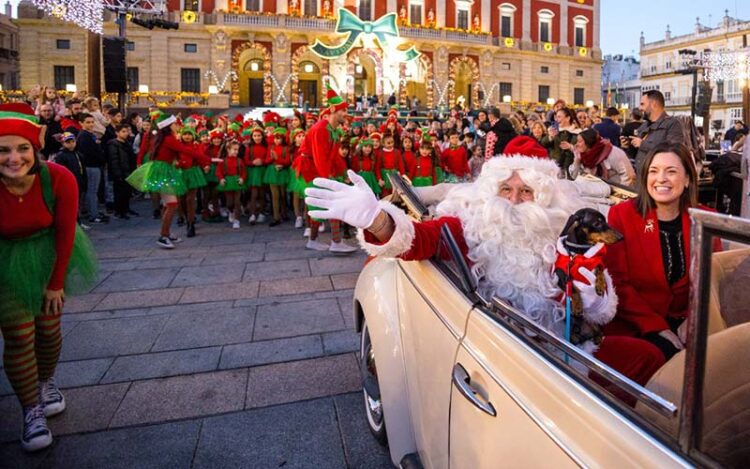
{"left": 263, "top": 127, "right": 291, "bottom": 187}
{"left": 243, "top": 127, "right": 269, "bottom": 188}
{"left": 216, "top": 155, "right": 246, "bottom": 192}
{"left": 0, "top": 103, "right": 98, "bottom": 452}
{"left": 351, "top": 139, "right": 382, "bottom": 195}
{"left": 175, "top": 127, "right": 209, "bottom": 190}
{"left": 376, "top": 146, "right": 405, "bottom": 191}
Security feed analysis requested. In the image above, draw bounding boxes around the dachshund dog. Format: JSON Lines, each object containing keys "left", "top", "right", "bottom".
{"left": 554, "top": 208, "right": 623, "bottom": 348}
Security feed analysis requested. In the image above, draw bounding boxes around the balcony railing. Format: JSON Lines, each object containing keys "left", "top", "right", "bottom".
{"left": 400, "top": 26, "right": 443, "bottom": 40}
{"left": 284, "top": 16, "right": 336, "bottom": 30}
{"left": 221, "top": 13, "right": 281, "bottom": 27}
{"left": 665, "top": 96, "right": 692, "bottom": 106}
{"left": 445, "top": 30, "right": 492, "bottom": 45}
{"left": 0, "top": 48, "right": 19, "bottom": 60}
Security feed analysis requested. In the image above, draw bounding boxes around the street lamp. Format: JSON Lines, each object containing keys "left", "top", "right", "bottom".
{"left": 65, "top": 84, "right": 77, "bottom": 93}
{"left": 208, "top": 85, "right": 219, "bottom": 95}
{"left": 678, "top": 48, "right": 700, "bottom": 120}
{"left": 138, "top": 84, "right": 149, "bottom": 93}
{"left": 585, "top": 99, "right": 594, "bottom": 108}
{"left": 546, "top": 97, "right": 556, "bottom": 105}
{"left": 502, "top": 95, "right": 512, "bottom": 103}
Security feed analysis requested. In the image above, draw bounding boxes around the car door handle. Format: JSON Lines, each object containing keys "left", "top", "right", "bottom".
{"left": 452, "top": 363, "right": 497, "bottom": 417}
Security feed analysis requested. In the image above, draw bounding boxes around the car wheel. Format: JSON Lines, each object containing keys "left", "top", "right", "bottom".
{"left": 361, "top": 319, "right": 388, "bottom": 446}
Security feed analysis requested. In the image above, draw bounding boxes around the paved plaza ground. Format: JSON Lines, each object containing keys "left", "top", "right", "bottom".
{"left": 0, "top": 201, "right": 392, "bottom": 469}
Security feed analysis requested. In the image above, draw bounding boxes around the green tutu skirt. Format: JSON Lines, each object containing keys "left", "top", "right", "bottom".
{"left": 179, "top": 166, "right": 207, "bottom": 190}
{"left": 0, "top": 227, "right": 98, "bottom": 325}
{"left": 380, "top": 169, "right": 400, "bottom": 190}
{"left": 357, "top": 170, "right": 381, "bottom": 195}
{"left": 264, "top": 165, "right": 290, "bottom": 186}
{"left": 307, "top": 175, "right": 345, "bottom": 222}
{"left": 218, "top": 175, "right": 244, "bottom": 192}
{"left": 127, "top": 160, "right": 187, "bottom": 196}
{"left": 204, "top": 163, "right": 219, "bottom": 184}
{"left": 246, "top": 165, "right": 266, "bottom": 187}
{"left": 288, "top": 171, "right": 305, "bottom": 195}
{"left": 141, "top": 152, "right": 151, "bottom": 164}
{"left": 412, "top": 176, "right": 434, "bottom": 187}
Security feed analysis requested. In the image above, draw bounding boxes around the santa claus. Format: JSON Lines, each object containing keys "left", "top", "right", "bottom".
{"left": 305, "top": 151, "right": 666, "bottom": 386}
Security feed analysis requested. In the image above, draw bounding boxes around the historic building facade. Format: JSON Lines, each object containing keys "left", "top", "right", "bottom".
{"left": 640, "top": 12, "right": 750, "bottom": 133}
{"left": 16, "top": 0, "right": 601, "bottom": 110}
{"left": 600, "top": 54, "right": 640, "bottom": 111}
{"left": 0, "top": 1, "right": 20, "bottom": 92}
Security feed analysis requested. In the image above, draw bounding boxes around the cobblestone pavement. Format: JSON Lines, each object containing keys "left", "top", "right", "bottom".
{"left": 0, "top": 201, "right": 393, "bottom": 469}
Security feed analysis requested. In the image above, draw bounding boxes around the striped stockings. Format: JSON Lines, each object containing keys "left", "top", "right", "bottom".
{"left": 306, "top": 217, "right": 342, "bottom": 243}
{"left": 1, "top": 316, "right": 62, "bottom": 407}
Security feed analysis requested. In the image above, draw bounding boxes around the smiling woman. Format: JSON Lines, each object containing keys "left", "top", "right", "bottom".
{"left": 0, "top": 103, "right": 97, "bottom": 453}
{"left": 603, "top": 142, "right": 721, "bottom": 363}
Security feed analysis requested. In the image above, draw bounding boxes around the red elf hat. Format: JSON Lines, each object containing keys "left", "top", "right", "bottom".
{"left": 0, "top": 103, "right": 44, "bottom": 150}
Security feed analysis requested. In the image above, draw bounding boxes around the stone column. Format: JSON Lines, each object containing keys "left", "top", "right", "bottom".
{"left": 522, "top": 0, "right": 531, "bottom": 42}
{"left": 437, "top": 0, "right": 446, "bottom": 28}
{"left": 559, "top": 2, "right": 568, "bottom": 46}
{"left": 481, "top": 0, "right": 490, "bottom": 32}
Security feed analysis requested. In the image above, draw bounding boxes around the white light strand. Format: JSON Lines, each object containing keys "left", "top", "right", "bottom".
{"left": 204, "top": 70, "right": 238, "bottom": 92}
{"left": 701, "top": 51, "right": 750, "bottom": 82}
{"left": 432, "top": 79, "right": 453, "bottom": 107}
{"left": 31, "top": 0, "right": 104, "bottom": 34}
{"left": 321, "top": 74, "right": 340, "bottom": 91}
{"left": 266, "top": 73, "right": 296, "bottom": 103}
{"left": 477, "top": 82, "right": 499, "bottom": 107}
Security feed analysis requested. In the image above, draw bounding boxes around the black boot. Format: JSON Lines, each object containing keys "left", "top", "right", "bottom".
{"left": 186, "top": 222, "right": 196, "bottom": 238}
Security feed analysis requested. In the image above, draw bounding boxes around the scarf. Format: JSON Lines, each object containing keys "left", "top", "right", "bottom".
{"left": 580, "top": 137, "right": 613, "bottom": 178}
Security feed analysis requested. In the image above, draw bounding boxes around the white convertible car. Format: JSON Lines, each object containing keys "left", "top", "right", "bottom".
{"left": 350, "top": 175, "right": 750, "bottom": 469}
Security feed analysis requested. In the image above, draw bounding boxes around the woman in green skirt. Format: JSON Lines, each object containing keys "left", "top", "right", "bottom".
{"left": 176, "top": 127, "right": 210, "bottom": 238}
{"left": 0, "top": 103, "right": 98, "bottom": 452}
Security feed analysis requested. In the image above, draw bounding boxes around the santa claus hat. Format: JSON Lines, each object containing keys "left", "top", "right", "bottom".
{"left": 502, "top": 136, "right": 548, "bottom": 159}
{"left": 208, "top": 128, "right": 224, "bottom": 139}
{"left": 0, "top": 103, "right": 44, "bottom": 149}
{"left": 325, "top": 84, "right": 348, "bottom": 113}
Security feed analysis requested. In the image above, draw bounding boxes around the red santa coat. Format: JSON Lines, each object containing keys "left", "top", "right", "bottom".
{"left": 604, "top": 200, "right": 721, "bottom": 337}
{"left": 359, "top": 201, "right": 665, "bottom": 386}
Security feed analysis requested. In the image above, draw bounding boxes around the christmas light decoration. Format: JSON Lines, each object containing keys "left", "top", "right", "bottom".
{"left": 476, "top": 82, "right": 499, "bottom": 107}
{"left": 701, "top": 51, "right": 750, "bottom": 82}
{"left": 265, "top": 73, "right": 297, "bottom": 103}
{"left": 204, "top": 70, "right": 238, "bottom": 92}
{"left": 431, "top": 79, "right": 453, "bottom": 107}
{"left": 31, "top": 0, "right": 104, "bottom": 34}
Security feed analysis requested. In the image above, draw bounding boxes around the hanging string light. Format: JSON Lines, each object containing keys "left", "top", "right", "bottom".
{"left": 701, "top": 50, "right": 750, "bottom": 82}
{"left": 31, "top": 0, "right": 104, "bottom": 34}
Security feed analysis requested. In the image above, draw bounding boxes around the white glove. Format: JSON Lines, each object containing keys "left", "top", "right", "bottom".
{"left": 572, "top": 267, "right": 613, "bottom": 324}
{"left": 659, "top": 329, "right": 684, "bottom": 351}
{"left": 305, "top": 170, "right": 381, "bottom": 229}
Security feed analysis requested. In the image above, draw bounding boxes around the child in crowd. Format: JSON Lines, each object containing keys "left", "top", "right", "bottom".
{"left": 376, "top": 132, "right": 404, "bottom": 197}
{"left": 243, "top": 127, "right": 268, "bottom": 225}
{"left": 350, "top": 139, "right": 381, "bottom": 196}
{"left": 215, "top": 139, "right": 245, "bottom": 230}
{"left": 52, "top": 132, "right": 88, "bottom": 227}
{"left": 176, "top": 127, "right": 210, "bottom": 237}
{"left": 407, "top": 132, "right": 440, "bottom": 187}
{"left": 288, "top": 128, "right": 307, "bottom": 229}
{"left": 469, "top": 144, "right": 485, "bottom": 181}
{"left": 265, "top": 127, "right": 291, "bottom": 227}
{"left": 441, "top": 129, "right": 470, "bottom": 182}
{"left": 203, "top": 129, "right": 224, "bottom": 221}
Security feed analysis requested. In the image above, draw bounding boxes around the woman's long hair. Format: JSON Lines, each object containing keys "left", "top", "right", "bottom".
{"left": 150, "top": 125, "right": 174, "bottom": 158}
{"left": 636, "top": 142, "right": 698, "bottom": 218}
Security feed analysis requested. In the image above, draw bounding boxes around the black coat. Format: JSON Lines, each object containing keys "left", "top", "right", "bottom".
{"left": 106, "top": 139, "right": 135, "bottom": 181}
{"left": 39, "top": 117, "right": 63, "bottom": 159}
{"left": 490, "top": 118, "right": 518, "bottom": 156}
{"left": 53, "top": 149, "right": 87, "bottom": 191}
{"left": 77, "top": 130, "right": 105, "bottom": 168}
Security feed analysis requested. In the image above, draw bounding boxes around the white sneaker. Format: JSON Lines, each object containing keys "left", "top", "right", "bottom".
{"left": 228, "top": 213, "right": 236, "bottom": 223}
{"left": 21, "top": 405, "right": 52, "bottom": 452}
{"left": 303, "top": 227, "right": 311, "bottom": 237}
{"left": 329, "top": 240, "right": 358, "bottom": 254}
{"left": 220, "top": 207, "right": 229, "bottom": 218}
{"left": 248, "top": 214, "right": 257, "bottom": 224}
{"left": 168, "top": 234, "right": 183, "bottom": 244}
{"left": 157, "top": 236, "right": 175, "bottom": 249}
{"left": 208, "top": 203, "right": 215, "bottom": 213}
{"left": 295, "top": 216, "right": 304, "bottom": 229}
{"left": 257, "top": 213, "right": 267, "bottom": 223}
{"left": 319, "top": 222, "right": 326, "bottom": 233}
{"left": 40, "top": 377, "right": 66, "bottom": 418}
{"left": 306, "top": 239, "right": 330, "bottom": 251}
{"left": 232, "top": 220, "right": 240, "bottom": 230}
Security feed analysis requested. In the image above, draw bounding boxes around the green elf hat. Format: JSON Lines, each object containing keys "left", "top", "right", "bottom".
{"left": 358, "top": 138, "right": 374, "bottom": 148}
{"left": 154, "top": 112, "right": 178, "bottom": 130}
{"left": 241, "top": 127, "right": 255, "bottom": 140}
{"left": 0, "top": 103, "right": 44, "bottom": 150}
{"left": 179, "top": 127, "right": 197, "bottom": 139}
{"left": 349, "top": 136, "right": 360, "bottom": 147}
{"left": 420, "top": 127, "right": 433, "bottom": 143}
{"left": 351, "top": 120, "right": 363, "bottom": 128}
{"left": 198, "top": 128, "right": 209, "bottom": 137}
{"left": 290, "top": 128, "right": 305, "bottom": 141}
{"left": 325, "top": 84, "right": 348, "bottom": 113}
{"left": 273, "top": 127, "right": 287, "bottom": 138}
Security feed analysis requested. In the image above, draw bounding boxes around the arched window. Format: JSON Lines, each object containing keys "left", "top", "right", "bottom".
{"left": 409, "top": 0, "right": 424, "bottom": 25}
{"left": 359, "top": 0, "right": 373, "bottom": 21}
{"left": 182, "top": 0, "right": 200, "bottom": 11}
{"left": 499, "top": 3, "right": 516, "bottom": 38}
{"left": 455, "top": 0, "right": 473, "bottom": 30}
{"left": 537, "top": 9, "right": 554, "bottom": 43}
{"left": 573, "top": 15, "right": 589, "bottom": 48}
{"left": 300, "top": 61, "right": 320, "bottom": 74}
{"left": 245, "top": 59, "right": 264, "bottom": 72}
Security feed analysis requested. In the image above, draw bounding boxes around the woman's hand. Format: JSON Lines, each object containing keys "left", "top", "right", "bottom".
{"left": 220, "top": 179, "right": 226, "bottom": 186}
{"left": 238, "top": 178, "right": 244, "bottom": 185}
{"left": 253, "top": 158, "right": 262, "bottom": 166}
{"left": 275, "top": 164, "right": 283, "bottom": 170}
{"left": 559, "top": 141, "right": 573, "bottom": 151}
{"left": 305, "top": 170, "right": 381, "bottom": 229}
{"left": 378, "top": 179, "right": 385, "bottom": 187}
{"left": 42, "top": 289, "right": 65, "bottom": 317}
{"left": 548, "top": 127, "right": 559, "bottom": 139}
{"left": 572, "top": 268, "right": 613, "bottom": 322}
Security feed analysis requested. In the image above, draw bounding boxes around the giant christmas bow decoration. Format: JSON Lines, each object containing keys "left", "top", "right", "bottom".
{"left": 311, "top": 8, "right": 420, "bottom": 61}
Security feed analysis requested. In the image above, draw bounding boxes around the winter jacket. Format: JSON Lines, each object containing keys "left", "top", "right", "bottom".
{"left": 77, "top": 130, "right": 106, "bottom": 168}
{"left": 106, "top": 139, "right": 135, "bottom": 181}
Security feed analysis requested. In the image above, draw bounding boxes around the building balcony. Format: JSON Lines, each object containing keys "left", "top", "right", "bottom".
{"left": 400, "top": 26, "right": 444, "bottom": 41}
{"left": 665, "top": 96, "right": 692, "bottom": 106}
{"left": 0, "top": 48, "right": 19, "bottom": 60}
{"left": 641, "top": 66, "right": 678, "bottom": 77}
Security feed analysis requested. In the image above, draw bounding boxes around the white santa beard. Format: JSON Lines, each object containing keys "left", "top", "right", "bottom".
{"left": 450, "top": 194, "right": 568, "bottom": 333}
